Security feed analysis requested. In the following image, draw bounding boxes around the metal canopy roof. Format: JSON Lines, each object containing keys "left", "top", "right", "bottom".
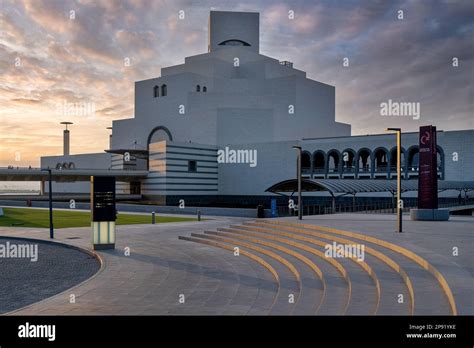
{"left": 265, "top": 179, "right": 474, "bottom": 197}
{"left": 0, "top": 168, "right": 148, "bottom": 182}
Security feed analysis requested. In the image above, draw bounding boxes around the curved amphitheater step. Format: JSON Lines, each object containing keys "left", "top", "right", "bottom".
{"left": 258, "top": 219, "right": 457, "bottom": 315}
{"left": 179, "top": 218, "right": 458, "bottom": 315}
{"left": 177, "top": 236, "right": 278, "bottom": 315}
{"left": 214, "top": 227, "right": 349, "bottom": 315}
{"left": 188, "top": 232, "right": 303, "bottom": 315}
{"left": 221, "top": 225, "right": 377, "bottom": 315}
{"left": 205, "top": 229, "right": 331, "bottom": 315}
{"left": 233, "top": 223, "right": 381, "bottom": 315}
{"left": 239, "top": 222, "right": 410, "bottom": 315}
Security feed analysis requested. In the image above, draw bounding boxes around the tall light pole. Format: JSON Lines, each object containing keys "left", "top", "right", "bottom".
{"left": 292, "top": 145, "right": 302, "bottom": 220}
{"left": 41, "top": 168, "right": 54, "bottom": 239}
{"left": 60, "top": 122, "right": 73, "bottom": 156}
{"left": 386, "top": 128, "right": 402, "bottom": 233}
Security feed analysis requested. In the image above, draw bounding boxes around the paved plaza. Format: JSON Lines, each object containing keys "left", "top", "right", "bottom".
{"left": 0, "top": 213, "right": 472, "bottom": 315}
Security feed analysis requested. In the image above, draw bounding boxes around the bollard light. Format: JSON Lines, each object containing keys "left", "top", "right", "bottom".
{"left": 40, "top": 168, "right": 54, "bottom": 239}
{"left": 386, "top": 128, "right": 402, "bottom": 233}
{"left": 292, "top": 145, "right": 302, "bottom": 220}
{"left": 91, "top": 176, "right": 116, "bottom": 250}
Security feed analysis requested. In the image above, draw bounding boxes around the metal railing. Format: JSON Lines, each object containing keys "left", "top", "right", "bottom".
{"left": 374, "top": 165, "right": 389, "bottom": 173}
{"left": 276, "top": 197, "right": 474, "bottom": 217}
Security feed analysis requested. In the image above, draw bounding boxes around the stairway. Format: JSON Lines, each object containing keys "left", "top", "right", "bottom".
{"left": 179, "top": 219, "right": 456, "bottom": 315}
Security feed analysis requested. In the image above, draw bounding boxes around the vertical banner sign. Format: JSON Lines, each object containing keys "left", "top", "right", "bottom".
{"left": 418, "top": 125, "right": 438, "bottom": 209}
{"left": 271, "top": 199, "right": 278, "bottom": 218}
{"left": 91, "top": 176, "right": 116, "bottom": 250}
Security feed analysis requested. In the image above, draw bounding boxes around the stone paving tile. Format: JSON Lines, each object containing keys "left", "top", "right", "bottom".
{"left": 278, "top": 214, "right": 473, "bottom": 315}
{"left": 3, "top": 213, "right": 467, "bottom": 315}
{"left": 0, "top": 217, "right": 271, "bottom": 315}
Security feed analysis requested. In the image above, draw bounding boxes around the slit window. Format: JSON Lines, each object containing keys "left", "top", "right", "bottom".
{"left": 188, "top": 160, "right": 197, "bottom": 172}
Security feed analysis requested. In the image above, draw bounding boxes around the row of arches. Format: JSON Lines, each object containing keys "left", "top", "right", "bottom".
{"left": 55, "top": 162, "right": 75, "bottom": 170}
{"left": 153, "top": 84, "right": 167, "bottom": 98}
{"left": 301, "top": 146, "right": 444, "bottom": 178}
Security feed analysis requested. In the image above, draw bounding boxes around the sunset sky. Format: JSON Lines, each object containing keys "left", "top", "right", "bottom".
{"left": 1, "top": 0, "right": 473, "bottom": 167}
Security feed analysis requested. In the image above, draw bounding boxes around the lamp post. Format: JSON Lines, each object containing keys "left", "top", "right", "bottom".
{"left": 41, "top": 168, "right": 54, "bottom": 239}
{"left": 386, "top": 128, "right": 402, "bottom": 233}
{"left": 292, "top": 145, "right": 302, "bottom": 220}
{"left": 60, "top": 122, "right": 73, "bottom": 156}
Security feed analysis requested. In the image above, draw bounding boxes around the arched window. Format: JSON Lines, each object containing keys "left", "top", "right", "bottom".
{"left": 218, "top": 39, "right": 251, "bottom": 46}
{"left": 341, "top": 149, "right": 356, "bottom": 172}
{"left": 203, "top": 86, "right": 207, "bottom": 92}
{"left": 327, "top": 150, "right": 340, "bottom": 173}
{"left": 196, "top": 85, "right": 200, "bottom": 92}
{"left": 161, "top": 84, "right": 167, "bottom": 97}
{"left": 313, "top": 151, "right": 325, "bottom": 173}
{"left": 301, "top": 152, "right": 311, "bottom": 173}
{"left": 147, "top": 125, "right": 173, "bottom": 146}
{"left": 436, "top": 146, "right": 445, "bottom": 178}
{"left": 357, "top": 149, "right": 372, "bottom": 173}
{"left": 153, "top": 85, "right": 159, "bottom": 98}
{"left": 407, "top": 146, "right": 419, "bottom": 172}
{"left": 373, "top": 148, "right": 389, "bottom": 173}
{"left": 389, "top": 147, "right": 406, "bottom": 174}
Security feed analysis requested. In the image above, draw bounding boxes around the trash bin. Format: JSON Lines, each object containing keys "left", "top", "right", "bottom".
{"left": 257, "top": 205, "right": 265, "bottom": 218}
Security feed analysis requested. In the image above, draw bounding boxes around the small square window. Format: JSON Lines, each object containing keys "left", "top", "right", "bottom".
{"left": 188, "top": 160, "right": 197, "bottom": 172}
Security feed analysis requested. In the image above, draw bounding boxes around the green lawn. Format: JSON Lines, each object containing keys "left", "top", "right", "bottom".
{"left": 0, "top": 208, "right": 196, "bottom": 229}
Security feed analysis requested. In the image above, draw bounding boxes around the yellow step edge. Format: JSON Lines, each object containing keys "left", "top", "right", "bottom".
{"left": 250, "top": 221, "right": 414, "bottom": 315}
{"left": 261, "top": 220, "right": 457, "bottom": 315}
{"left": 219, "top": 227, "right": 352, "bottom": 315}
{"left": 236, "top": 224, "right": 381, "bottom": 314}
{"left": 178, "top": 235, "right": 281, "bottom": 314}
{"left": 189, "top": 232, "right": 306, "bottom": 314}
{"left": 227, "top": 225, "right": 380, "bottom": 315}
{"left": 205, "top": 230, "right": 327, "bottom": 315}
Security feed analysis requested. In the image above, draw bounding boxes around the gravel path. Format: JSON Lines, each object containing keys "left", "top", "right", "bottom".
{"left": 0, "top": 237, "right": 100, "bottom": 313}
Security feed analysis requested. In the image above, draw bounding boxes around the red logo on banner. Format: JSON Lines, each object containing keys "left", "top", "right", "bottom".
{"left": 420, "top": 131, "right": 430, "bottom": 145}
{"left": 418, "top": 125, "right": 438, "bottom": 210}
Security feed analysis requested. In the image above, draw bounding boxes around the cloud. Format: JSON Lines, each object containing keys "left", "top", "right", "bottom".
{"left": 0, "top": 0, "right": 473, "bottom": 166}
{"left": 22, "top": 0, "right": 71, "bottom": 33}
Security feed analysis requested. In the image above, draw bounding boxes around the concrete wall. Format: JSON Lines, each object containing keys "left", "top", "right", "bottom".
{"left": 39, "top": 129, "right": 473, "bottom": 197}
{"left": 111, "top": 45, "right": 347, "bottom": 150}
{"left": 216, "top": 108, "right": 273, "bottom": 144}
{"left": 300, "top": 130, "right": 473, "bottom": 181}
{"left": 110, "top": 154, "right": 130, "bottom": 194}
{"left": 37, "top": 11, "right": 472, "bottom": 201}
{"left": 442, "top": 130, "right": 474, "bottom": 181}
{"left": 143, "top": 141, "right": 218, "bottom": 199}
{"left": 40, "top": 153, "right": 111, "bottom": 193}
{"left": 218, "top": 140, "right": 296, "bottom": 196}
{"left": 214, "top": 130, "right": 474, "bottom": 197}
{"left": 208, "top": 11, "right": 259, "bottom": 53}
